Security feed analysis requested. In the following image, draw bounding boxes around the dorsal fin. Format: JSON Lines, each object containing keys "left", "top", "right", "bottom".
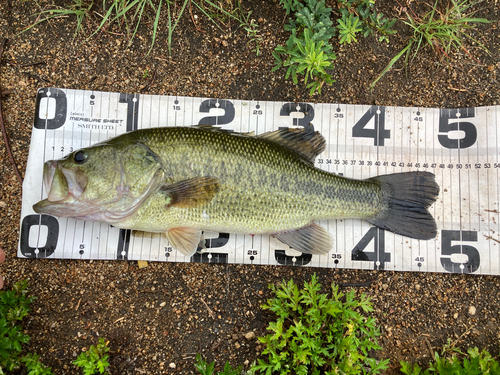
{"left": 193, "top": 124, "right": 234, "bottom": 134}
{"left": 193, "top": 125, "right": 255, "bottom": 136}
{"left": 257, "top": 127, "right": 326, "bottom": 163}
{"left": 193, "top": 124, "right": 326, "bottom": 163}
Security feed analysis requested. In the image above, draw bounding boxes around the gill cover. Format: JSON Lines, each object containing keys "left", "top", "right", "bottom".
{"left": 33, "top": 141, "right": 165, "bottom": 223}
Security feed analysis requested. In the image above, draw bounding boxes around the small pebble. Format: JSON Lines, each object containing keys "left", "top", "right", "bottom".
{"left": 169, "top": 362, "right": 176, "bottom": 369}
{"left": 468, "top": 306, "right": 476, "bottom": 315}
{"left": 245, "top": 331, "right": 255, "bottom": 340}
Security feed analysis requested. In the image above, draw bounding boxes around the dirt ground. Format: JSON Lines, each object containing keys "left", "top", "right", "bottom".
{"left": 1, "top": 0, "right": 500, "bottom": 374}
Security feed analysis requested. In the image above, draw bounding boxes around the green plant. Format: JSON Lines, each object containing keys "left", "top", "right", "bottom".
{"left": 337, "top": 14, "right": 362, "bottom": 44}
{"left": 26, "top": 0, "right": 259, "bottom": 57}
{"left": 275, "top": 0, "right": 396, "bottom": 94}
{"left": 191, "top": 0, "right": 263, "bottom": 56}
{"left": 337, "top": 0, "right": 396, "bottom": 43}
{"left": 0, "top": 279, "right": 35, "bottom": 322}
{"left": 400, "top": 339, "right": 500, "bottom": 374}
{"left": 371, "top": 0, "right": 491, "bottom": 89}
{"left": 0, "top": 280, "right": 36, "bottom": 372}
{"left": 31, "top": 0, "right": 93, "bottom": 38}
{"left": 21, "top": 353, "right": 54, "bottom": 375}
{"left": 251, "top": 274, "right": 389, "bottom": 375}
{"left": 240, "top": 11, "right": 263, "bottom": 56}
{"left": 24, "top": 0, "right": 163, "bottom": 55}
{"left": 73, "top": 337, "right": 111, "bottom": 375}
{"left": 274, "top": 0, "right": 336, "bottom": 95}
{"left": 194, "top": 353, "right": 243, "bottom": 375}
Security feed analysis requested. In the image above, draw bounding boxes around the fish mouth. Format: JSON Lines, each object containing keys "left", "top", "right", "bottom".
{"left": 33, "top": 161, "right": 88, "bottom": 215}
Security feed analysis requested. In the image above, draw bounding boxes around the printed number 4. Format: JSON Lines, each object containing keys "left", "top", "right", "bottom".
{"left": 351, "top": 227, "right": 390, "bottom": 270}
{"left": 352, "top": 106, "right": 390, "bottom": 146}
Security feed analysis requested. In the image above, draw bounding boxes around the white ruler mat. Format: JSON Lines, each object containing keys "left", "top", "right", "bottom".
{"left": 18, "top": 87, "right": 500, "bottom": 275}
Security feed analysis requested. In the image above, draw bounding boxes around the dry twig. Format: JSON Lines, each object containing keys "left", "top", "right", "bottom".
{"left": 0, "top": 38, "right": 23, "bottom": 185}
{"left": 140, "top": 69, "right": 157, "bottom": 94}
{"left": 199, "top": 297, "right": 215, "bottom": 319}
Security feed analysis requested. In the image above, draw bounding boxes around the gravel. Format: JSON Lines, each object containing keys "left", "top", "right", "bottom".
{"left": 0, "top": 1, "right": 499, "bottom": 374}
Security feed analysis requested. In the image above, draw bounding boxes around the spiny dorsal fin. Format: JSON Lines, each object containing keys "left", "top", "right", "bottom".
{"left": 257, "top": 127, "right": 326, "bottom": 163}
{"left": 193, "top": 124, "right": 234, "bottom": 134}
{"left": 193, "top": 125, "right": 255, "bottom": 136}
{"left": 160, "top": 176, "right": 220, "bottom": 209}
{"left": 193, "top": 124, "right": 325, "bottom": 162}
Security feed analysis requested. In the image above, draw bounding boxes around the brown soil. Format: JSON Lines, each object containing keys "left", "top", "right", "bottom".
{"left": 0, "top": 0, "right": 500, "bottom": 374}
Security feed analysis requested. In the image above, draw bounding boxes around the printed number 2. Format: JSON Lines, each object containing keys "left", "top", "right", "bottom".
{"left": 352, "top": 106, "right": 390, "bottom": 146}
{"left": 440, "top": 230, "right": 480, "bottom": 273}
{"left": 192, "top": 233, "right": 230, "bottom": 263}
{"left": 198, "top": 99, "right": 235, "bottom": 125}
{"left": 438, "top": 108, "right": 477, "bottom": 149}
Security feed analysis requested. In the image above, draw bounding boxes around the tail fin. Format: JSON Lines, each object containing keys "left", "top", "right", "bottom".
{"left": 367, "top": 171, "right": 439, "bottom": 240}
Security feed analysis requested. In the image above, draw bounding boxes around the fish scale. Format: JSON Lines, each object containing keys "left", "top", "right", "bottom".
{"left": 118, "top": 127, "right": 384, "bottom": 234}
{"left": 34, "top": 125, "right": 439, "bottom": 256}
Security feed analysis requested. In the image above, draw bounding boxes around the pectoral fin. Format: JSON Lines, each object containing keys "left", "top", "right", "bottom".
{"left": 160, "top": 177, "right": 220, "bottom": 209}
{"left": 272, "top": 222, "right": 333, "bottom": 255}
{"left": 166, "top": 227, "right": 203, "bottom": 257}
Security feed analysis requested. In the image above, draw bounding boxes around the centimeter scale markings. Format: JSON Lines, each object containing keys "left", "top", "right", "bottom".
{"left": 18, "top": 87, "right": 500, "bottom": 275}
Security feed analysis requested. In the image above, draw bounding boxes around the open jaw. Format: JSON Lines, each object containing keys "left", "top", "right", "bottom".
{"left": 33, "top": 161, "right": 91, "bottom": 217}
{"left": 45, "top": 161, "right": 88, "bottom": 203}
{"left": 33, "top": 160, "right": 159, "bottom": 223}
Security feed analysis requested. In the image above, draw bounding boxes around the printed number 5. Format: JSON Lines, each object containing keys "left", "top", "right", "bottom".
{"left": 440, "top": 230, "right": 480, "bottom": 273}
{"left": 438, "top": 108, "right": 477, "bottom": 149}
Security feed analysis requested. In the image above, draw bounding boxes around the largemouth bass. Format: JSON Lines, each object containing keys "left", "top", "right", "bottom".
{"left": 33, "top": 126, "right": 439, "bottom": 256}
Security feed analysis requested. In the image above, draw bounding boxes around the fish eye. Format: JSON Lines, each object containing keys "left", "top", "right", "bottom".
{"left": 74, "top": 150, "right": 87, "bottom": 164}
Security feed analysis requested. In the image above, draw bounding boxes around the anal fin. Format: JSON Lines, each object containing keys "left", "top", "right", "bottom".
{"left": 272, "top": 222, "right": 332, "bottom": 255}
{"left": 166, "top": 227, "right": 203, "bottom": 257}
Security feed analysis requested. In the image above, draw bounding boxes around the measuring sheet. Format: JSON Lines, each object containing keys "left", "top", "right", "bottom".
{"left": 18, "top": 87, "right": 500, "bottom": 274}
